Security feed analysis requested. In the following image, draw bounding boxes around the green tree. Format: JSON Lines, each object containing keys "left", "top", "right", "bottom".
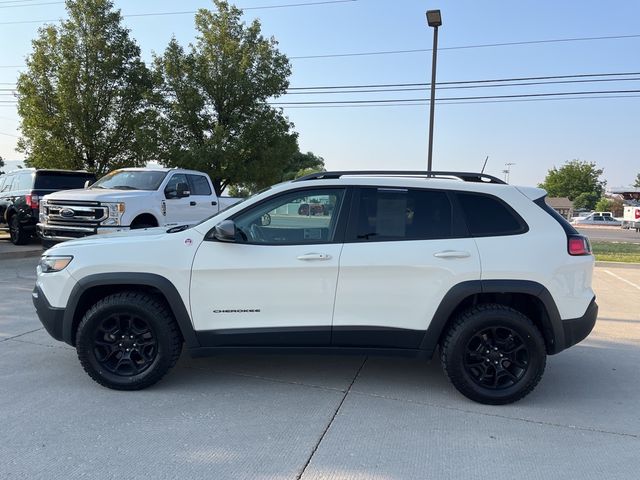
{"left": 634, "top": 173, "right": 640, "bottom": 188}
{"left": 16, "top": 0, "right": 154, "bottom": 175}
{"left": 538, "top": 160, "right": 605, "bottom": 210}
{"left": 282, "top": 151, "right": 326, "bottom": 181}
{"left": 594, "top": 197, "right": 613, "bottom": 212}
{"left": 153, "top": 0, "right": 298, "bottom": 196}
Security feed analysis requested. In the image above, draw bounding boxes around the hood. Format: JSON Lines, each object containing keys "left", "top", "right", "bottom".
{"left": 43, "top": 188, "right": 155, "bottom": 203}
{"left": 45, "top": 225, "right": 180, "bottom": 252}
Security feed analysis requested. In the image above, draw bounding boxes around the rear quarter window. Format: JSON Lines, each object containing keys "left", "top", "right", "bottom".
{"left": 456, "top": 192, "right": 528, "bottom": 237}
{"left": 34, "top": 173, "right": 95, "bottom": 190}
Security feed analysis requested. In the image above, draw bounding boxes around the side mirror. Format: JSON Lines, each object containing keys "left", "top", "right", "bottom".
{"left": 213, "top": 219, "right": 236, "bottom": 242}
{"left": 176, "top": 182, "right": 190, "bottom": 198}
{"left": 84, "top": 180, "right": 91, "bottom": 189}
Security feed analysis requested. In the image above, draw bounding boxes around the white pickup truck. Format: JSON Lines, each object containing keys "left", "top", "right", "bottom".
{"left": 38, "top": 167, "right": 241, "bottom": 247}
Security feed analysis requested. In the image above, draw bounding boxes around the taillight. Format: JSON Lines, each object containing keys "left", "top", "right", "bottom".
{"left": 26, "top": 193, "right": 39, "bottom": 209}
{"left": 568, "top": 235, "right": 591, "bottom": 256}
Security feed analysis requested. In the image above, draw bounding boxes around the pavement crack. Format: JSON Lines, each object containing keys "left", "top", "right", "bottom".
{"left": 351, "top": 391, "right": 639, "bottom": 440}
{"left": 296, "top": 356, "right": 368, "bottom": 480}
{"left": 0, "top": 327, "right": 44, "bottom": 343}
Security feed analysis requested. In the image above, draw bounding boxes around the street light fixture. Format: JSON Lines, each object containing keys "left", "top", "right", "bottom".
{"left": 425, "top": 9, "right": 442, "bottom": 172}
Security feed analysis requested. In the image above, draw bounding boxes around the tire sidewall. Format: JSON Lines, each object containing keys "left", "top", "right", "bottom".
{"left": 445, "top": 309, "right": 546, "bottom": 404}
{"left": 77, "top": 298, "right": 174, "bottom": 389}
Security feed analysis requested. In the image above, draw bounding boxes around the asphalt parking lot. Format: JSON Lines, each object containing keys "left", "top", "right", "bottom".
{"left": 1, "top": 256, "right": 639, "bottom": 479}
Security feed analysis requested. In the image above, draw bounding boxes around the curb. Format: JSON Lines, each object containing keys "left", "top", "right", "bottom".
{"left": 595, "top": 261, "right": 640, "bottom": 269}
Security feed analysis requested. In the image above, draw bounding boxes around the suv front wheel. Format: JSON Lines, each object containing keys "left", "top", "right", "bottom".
{"left": 76, "top": 291, "right": 183, "bottom": 390}
{"left": 441, "top": 304, "right": 546, "bottom": 405}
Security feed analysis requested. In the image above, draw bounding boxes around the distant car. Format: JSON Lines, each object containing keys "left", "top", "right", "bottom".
{"left": 0, "top": 169, "right": 96, "bottom": 245}
{"left": 297, "top": 203, "right": 325, "bottom": 216}
{"left": 571, "top": 212, "right": 621, "bottom": 226}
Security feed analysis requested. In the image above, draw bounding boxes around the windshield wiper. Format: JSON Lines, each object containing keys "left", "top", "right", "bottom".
{"left": 110, "top": 185, "right": 137, "bottom": 190}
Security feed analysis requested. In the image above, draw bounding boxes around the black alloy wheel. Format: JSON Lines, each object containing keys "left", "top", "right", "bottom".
{"left": 9, "top": 215, "right": 31, "bottom": 245}
{"left": 463, "top": 326, "right": 528, "bottom": 389}
{"left": 76, "top": 292, "right": 183, "bottom": 390}
{"left": 441, "top": 304, "right": 546, "bottom": 405}
{"left": 93, "top": 312, "right": 158, "bottom": 376}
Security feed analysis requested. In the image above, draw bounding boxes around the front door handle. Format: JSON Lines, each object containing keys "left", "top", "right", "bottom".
{"left": 433, "top": 250, "right": 471, "bottom": 259}
{"left": 190, "top": 201, "right": 197, "bottom": 206}
{"left": 297, "top": 253, "right": 332, "bottom": 261}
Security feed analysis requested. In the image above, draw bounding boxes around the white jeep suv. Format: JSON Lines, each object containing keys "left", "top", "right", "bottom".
{"left": 32, "top": 171, "right": 597, "bottom": 404}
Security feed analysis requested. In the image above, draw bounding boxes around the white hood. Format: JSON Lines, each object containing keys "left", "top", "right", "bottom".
{"left": 43, "top": 188, "right": 154, "bottom": 203}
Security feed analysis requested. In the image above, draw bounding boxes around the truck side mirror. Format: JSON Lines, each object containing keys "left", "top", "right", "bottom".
{"left": 213, "top": 220, "right": 236, "bottom": 242}
{"left": 176, "top": 182, "right": 190, "bottom": 198}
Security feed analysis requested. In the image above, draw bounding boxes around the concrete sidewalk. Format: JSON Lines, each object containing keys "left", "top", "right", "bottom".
{"left": 0, "top": 232, "right": 42, "bottom": 261}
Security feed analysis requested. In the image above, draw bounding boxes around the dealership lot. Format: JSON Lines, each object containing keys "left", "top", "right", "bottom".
{"left": 1, "top": 255, "right": 638, "bottom": 480}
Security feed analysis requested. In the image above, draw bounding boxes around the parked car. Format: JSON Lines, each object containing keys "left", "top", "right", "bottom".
{"left": 33, "top": 170, "right": 597, "bottom": 405}
{"left": 571, "top": 212, "right": 622, "bottom": 226}
{"left": 38, "top": 167, "right": 242, "bottom": 248}
{"left": 0, "top": 169, "right": 96, "bottom": 245}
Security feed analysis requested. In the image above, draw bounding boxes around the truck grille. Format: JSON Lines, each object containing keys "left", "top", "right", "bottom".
{"left": 43, "top": 201, "right": 108, "bottom": 227}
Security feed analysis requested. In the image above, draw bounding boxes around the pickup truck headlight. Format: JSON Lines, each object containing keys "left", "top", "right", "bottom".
{"left": 39, "top": 255, "right": 73, "bottom": 273}
{"left": 103, "top": 202, "right": 125, "bottom": 226}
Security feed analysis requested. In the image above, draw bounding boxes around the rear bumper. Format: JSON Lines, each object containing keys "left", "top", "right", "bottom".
{"left": 561, "top": 297, "right": 598, "bottom": 350}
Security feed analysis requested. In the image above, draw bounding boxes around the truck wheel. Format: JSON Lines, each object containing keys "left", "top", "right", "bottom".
{"left": 440, "top": 304, "right": 546, "bottom": 405}
{"left": 9, "top": 215, "right": 31, "bottom": 245}
{"left": 76, "top": 292, "right": 183, "bottom": 390}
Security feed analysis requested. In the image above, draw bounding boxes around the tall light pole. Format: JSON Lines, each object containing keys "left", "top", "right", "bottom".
{"left": 426, "top": 9, "right": 442, "bottom": 172}
{"left": 503, "top": 162, "right": 516, "bottom": 183}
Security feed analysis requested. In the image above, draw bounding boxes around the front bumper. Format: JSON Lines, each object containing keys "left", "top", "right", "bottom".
{"left": 37, "top": 223, "right": 129, "bottom": 243}
{"left": 561, "top": 297, "right": 598, "bottom": 350}
{"left": 32, "top": 284, "right": 65, "bottom": 342}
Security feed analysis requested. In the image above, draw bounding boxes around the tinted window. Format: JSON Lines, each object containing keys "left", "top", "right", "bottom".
{"left": 232, "top": 188, "right": 345, "bottom": 244}
{"left": 457, "top": 192, "right": 527, "bottom": 236}
{"left": 34, "top": 172, "right": 95, "bottom": 190}
{"left": 0, "top": 175, "right": 13, "bottom": 192}
{"left": 354, "top": 188, "right": 452, "bottom": 241}
{"left": 187, "top": 174, "right": 212, "bottom": 196}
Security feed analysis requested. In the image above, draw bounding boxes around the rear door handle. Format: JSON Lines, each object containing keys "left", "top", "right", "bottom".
{"left": 433, "top": 250, "right": 471, "bottom": 259}
{"left": 190, "top": 201, "right": 197, "bottom": 206}
{"left": 297, "top": 253, "right": 332, "bottom": 261}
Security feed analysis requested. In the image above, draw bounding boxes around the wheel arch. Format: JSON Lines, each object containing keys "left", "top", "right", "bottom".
{"left": 421, "top": 280, "right": 565, "bottom": 357}
{"left": 130, "top": 213, "right": 159, "bottom": 228}
{"left": 63, "top": 273, "right": 199, "bottom": 348}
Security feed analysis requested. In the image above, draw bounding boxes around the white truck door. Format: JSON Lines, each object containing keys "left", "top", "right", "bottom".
{"left": 163, "top": 173, "right": 200, "bottom": 224}
{"left": 186, "top": 173, "right": 219, "bottom": 221}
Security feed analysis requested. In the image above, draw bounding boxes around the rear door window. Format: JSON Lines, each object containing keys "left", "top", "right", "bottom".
{"left": 352, "top": 187, "right": 453, "bottom": 242}
{"left": 187, "top": 174, "right": 212, "bottom": 196}
{"left": 456, "top": 192, "right": 528, "bottom": 237}
{"left": 16, "top": 172, "right": 33, "bottom": 191}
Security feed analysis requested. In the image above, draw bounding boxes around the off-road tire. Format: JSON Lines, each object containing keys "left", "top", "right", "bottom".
{"left": 76, "top": 291, "right": 183, "bottom": 390}
{"left": 441, "top": 304, "right": 546, "bottom": 405}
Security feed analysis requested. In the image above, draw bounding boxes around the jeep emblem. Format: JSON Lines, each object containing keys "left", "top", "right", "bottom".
{"left": 60, "top": 208, "right": 75, "bottom": 218}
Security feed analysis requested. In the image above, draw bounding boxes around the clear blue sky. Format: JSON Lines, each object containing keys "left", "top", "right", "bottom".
{"left": 1, "top": 0, "right": 639, "bottom": 188}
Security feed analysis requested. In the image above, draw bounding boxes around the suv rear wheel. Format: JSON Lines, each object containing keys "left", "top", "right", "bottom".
{"left": 441, "top": 304, "right": 546, "bottom": 405}
{"left": 76, "top": 292, "right": 183, "bottom": 390}
{"left": 9, "top": 215, "right": 31, "bottom": 245}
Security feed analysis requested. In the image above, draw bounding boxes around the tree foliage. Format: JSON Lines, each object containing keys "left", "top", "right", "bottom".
{"left": 16, "top": 0, "right": 154, "bottom": 175}
{"left": 153, "top": 0, "right": 298, "bottom": 195}
{"left": 539, "top": 160, "right": 605, "bottom": 211}
{"left": 634, "top": 173, "right": 640, "bottom": 188}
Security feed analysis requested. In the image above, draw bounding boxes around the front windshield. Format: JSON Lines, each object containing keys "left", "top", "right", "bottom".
{"left": 91, "top": 170, "right": 168, "bottom": 191}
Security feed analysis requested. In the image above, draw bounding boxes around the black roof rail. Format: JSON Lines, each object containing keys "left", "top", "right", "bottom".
{"left": 293, "top": 170, "right": 506, "bottom": 185}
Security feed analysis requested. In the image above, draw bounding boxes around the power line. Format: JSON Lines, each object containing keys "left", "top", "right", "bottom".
{"left": 271, "top": 89, "right": 640, "bottom": 105}
{"left": 0, "top": 131, "right": 19, "bottom": 137}
{"left": 0, "top": 1, "right": 61, "bottom": 8}
{"left": 0, "top": 0, "right": 356, "bottom": 25}
{"left": 289, "top": 33, "right": 640, "bottom": 59}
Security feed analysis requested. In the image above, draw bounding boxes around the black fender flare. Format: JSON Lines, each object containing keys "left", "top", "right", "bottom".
{"left": 419, "top": 279, "right": 564, "bottom": 356}
{"left": 62, "top": 273, "right": 199, "bottom": 348}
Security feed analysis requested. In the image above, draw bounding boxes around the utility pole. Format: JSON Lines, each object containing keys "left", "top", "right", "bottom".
{"left": 503, "top": 163, "right": 515, "bottom": 183}
{"left": 425, "top": 10, "right": 442, "bottom": 172}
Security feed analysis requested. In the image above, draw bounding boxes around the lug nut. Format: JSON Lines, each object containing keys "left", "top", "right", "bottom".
{"left": 485, "top": 350, "right": 490, "bottom": 354}
{"left": 122, "top": 335, "right": 125, "bottom": 339}
{"left": 130, "top": 336, "right": 134, "bottom": 339}
{"left": 494, "top": 361, "right": 499, "bottom": 365}
{"left": 125, "top": 349, "right": 129, "bottom": 352}
{"left": 119, "top": 343, "right": 123, "bottom": 347}
{"left": 133, "top": 343, "right": 137, "bottom": 347}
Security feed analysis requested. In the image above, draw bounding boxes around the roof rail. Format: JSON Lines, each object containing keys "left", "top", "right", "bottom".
{"left": 293, "top": 170, "right": 506, "bottom": 185}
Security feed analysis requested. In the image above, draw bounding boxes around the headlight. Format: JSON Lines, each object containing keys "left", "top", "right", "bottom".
{"left": 104, "top": 202, "right": 125, "bottom": 226}
{"left": 39, "top": 256, "right": 73, "bottom": 273}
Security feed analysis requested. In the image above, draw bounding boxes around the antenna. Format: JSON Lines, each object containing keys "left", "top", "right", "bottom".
{"left": 481, "top": 156, "right": 489, "bottom": 174}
